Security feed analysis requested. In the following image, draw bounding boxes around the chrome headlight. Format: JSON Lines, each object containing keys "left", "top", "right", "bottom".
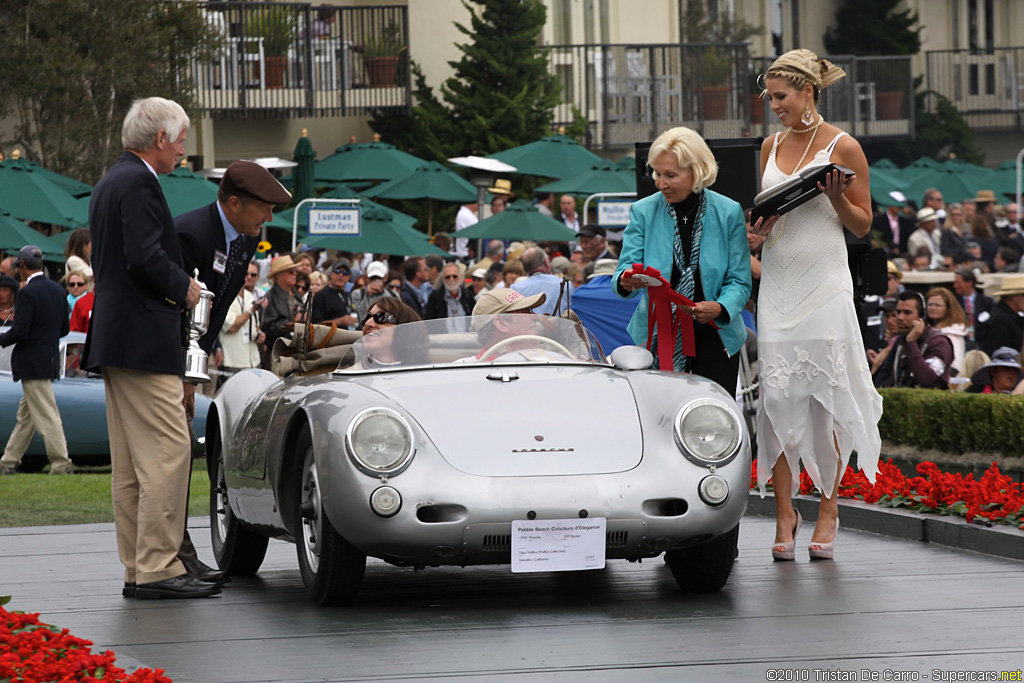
{"left": 674, "top": 399, "right": 741, "bottom": 466}
{"left": 345, "top": 408, "right": 414, "bottom": 475}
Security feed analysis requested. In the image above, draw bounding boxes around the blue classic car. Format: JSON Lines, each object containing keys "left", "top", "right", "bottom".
{"left": 0, "top": 328, "right": 211, "bottom": 471}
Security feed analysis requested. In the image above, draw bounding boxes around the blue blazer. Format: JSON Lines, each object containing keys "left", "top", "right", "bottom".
{"left": 613, "top": 190, "right": 751, "bottom": 356}
{"left": 0, "top": 274, "right": 70, "bottom": 381}
{"left": 176, "top": 202, "right": 259, "bottom": 354}
{"left": 84, "top": 152, "right": 191, "bottom": 376}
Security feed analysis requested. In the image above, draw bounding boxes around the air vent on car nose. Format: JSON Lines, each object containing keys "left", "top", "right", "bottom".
{"left": 606, "top": 531, "right": 628, "bottom": 549}
{"left": 482, "top": 534, "right": 511, "bottom": 552}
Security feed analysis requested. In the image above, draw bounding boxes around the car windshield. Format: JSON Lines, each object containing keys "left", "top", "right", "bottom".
{"left": 335, "top": 315, "right": 608, "bottom": 373}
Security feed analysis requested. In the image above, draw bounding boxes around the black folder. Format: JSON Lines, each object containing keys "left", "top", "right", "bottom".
{"left": 751, "top": 163, "right": 855, "bottom": 223}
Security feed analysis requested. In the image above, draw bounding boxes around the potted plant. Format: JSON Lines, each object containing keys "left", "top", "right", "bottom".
{"left": 697, "top": 46, "right": 733, "bottom": 120}
{"left": 362, "top": 22, "right": 406, "bottom": 87}
{"left": 249, "top": 4, "right": 294, "bottom": 88}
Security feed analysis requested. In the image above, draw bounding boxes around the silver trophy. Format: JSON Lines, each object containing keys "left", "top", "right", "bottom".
{"left": 184, "top": 269, "right": 214, "bottom": 384}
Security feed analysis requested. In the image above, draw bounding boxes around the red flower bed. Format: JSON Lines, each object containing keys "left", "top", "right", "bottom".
{"left": 752, "top": 459, "right": 1024, "bottom": 530}
{"left": 0, "top": 604, "right": 171, "bottom": 683}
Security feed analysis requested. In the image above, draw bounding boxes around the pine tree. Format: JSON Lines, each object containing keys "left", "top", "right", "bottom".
{"left": 369, "top": 0, "right": 564, "bottom": 161}
{"left": 823, "top": 0, "right": 921, "bottom": 56}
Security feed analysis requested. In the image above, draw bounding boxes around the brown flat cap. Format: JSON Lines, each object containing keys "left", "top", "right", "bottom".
{"left": 220, "top": 161, "right": 292, "bottom": 205}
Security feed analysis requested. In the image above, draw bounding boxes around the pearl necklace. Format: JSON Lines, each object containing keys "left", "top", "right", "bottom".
{"left": 767, "top": 117, "right": 826, "bottom": 249}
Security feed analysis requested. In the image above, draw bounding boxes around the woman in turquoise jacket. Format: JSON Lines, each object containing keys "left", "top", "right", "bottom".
{"left": 614, "top": 126, "right": 751, "bottom": 391}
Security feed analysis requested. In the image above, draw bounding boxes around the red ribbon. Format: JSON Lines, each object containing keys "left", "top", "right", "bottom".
{"left": 628, "top": 263, "right": 719, "bottom": 372}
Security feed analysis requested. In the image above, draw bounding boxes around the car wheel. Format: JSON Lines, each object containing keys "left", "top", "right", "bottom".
{"left": 664, "top": 522, "right": 739, "bottom": 593}
{"left": 210, "top": 423, "right": 268, "bottom": 576}
{"left": 294, "top": 424, "right": 366, "bottom": 606}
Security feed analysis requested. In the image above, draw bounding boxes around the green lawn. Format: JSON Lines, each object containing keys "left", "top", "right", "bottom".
{"left": 0, "top": 460, "right": 211, "bottom": 528}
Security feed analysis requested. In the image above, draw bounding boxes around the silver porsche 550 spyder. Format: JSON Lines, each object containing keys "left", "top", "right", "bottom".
{"left": 208, "top": 315, "right": 750, "bottom": 605}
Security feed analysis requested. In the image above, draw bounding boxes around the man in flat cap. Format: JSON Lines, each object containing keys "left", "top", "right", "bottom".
{"left": 0, "top": 245, "right": 73, "bottom": 476}
{"left": 174, "top": 159, "right": 291, "bottom": 582}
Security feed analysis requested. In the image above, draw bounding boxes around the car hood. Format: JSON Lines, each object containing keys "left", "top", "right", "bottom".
{"left": 381, "top": 366, "right": 643, "bottom": 476}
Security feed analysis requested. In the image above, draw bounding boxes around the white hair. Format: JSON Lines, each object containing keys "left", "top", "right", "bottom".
{"left": 647, "top": 126, "right": 719, "bottom": 191}
{"left": 121, "top": 97, "right": 189, "bottom": 152}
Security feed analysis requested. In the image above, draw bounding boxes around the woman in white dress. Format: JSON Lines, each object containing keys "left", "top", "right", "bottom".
{"left": 752, "top": 49, "right": 883, "bottom": 561}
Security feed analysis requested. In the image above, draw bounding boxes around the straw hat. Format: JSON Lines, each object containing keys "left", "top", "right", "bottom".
{"left": 587, "top": 258, "right": 618, "bottom": 280}
{"left": 974, "top": 189, "right": 997, "bottom": 204}
{"left": 915, "top": 207, "right": 938, "bottom": 224}
{"left": 268, "top": 255, "right": 300, "bottom": 278}
{"left": 990, "top": 273, "right": 1024, "bottom": 298}
{"left": 487, "top": 178, "right": 513, "bottom": 195}
{"left": 887, "top": 260, "right": 902, "bottom": 281}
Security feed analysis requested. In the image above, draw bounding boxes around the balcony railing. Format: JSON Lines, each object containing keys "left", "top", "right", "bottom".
{"left": 192, "top": 2, "right": 411, "bottom": 117}
{"left": 926, "top": 47, "right": 1024, "bottom": 131}
{"left": 548, "top": 44, "right": 914, "bottom": 151}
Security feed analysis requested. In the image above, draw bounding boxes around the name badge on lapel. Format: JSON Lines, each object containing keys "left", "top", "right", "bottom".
{"left": 213, "top": 250, "right": 227, "bottom": 274}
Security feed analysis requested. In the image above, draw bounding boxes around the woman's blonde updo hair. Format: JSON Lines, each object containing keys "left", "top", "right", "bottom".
{"left": 647, "top": 126, "right": 718, "bottom": 191}
{"left": 762, "top": 48, "right": 846, "bottom": 102}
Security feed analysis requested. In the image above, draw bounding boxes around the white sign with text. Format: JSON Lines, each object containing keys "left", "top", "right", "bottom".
{"left": 308, "top": 207, "right": 361, "bottom": 236}
{"left": 511, "top": 517, "right": 606, "bottom": 573}
{"left": 597, "top": 200, "right": 633, "bottom": 227}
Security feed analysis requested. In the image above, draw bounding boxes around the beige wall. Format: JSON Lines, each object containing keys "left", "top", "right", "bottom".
{"left": 191, "top": 115, "right": 378, "bottom": 169}
{"left": 407, "top": 0, "right": 469, "bottom": 94}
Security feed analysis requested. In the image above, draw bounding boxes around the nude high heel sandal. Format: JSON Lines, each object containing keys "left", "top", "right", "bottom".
{"left": 808, "top": 518, "right": 840, "bottom": 560}
{"left": 771, "top": 510, "right": 802, "bottom": 561}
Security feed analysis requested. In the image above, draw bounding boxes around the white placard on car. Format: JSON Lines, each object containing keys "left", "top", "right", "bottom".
{"left": 308, "top": 207, "right": 360, "bottom": 236}
{"left": 511, "top": 517, "right": 606, "bottom": 573}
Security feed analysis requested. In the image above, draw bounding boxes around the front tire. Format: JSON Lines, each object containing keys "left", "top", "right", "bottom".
{"left": 210, "top": 420, "right": 269, "bottom": 575}
{"left": 294, "top": 424, "right": 366, "bottom": 606}
{"left": 665, "top": 523, "right": 740, "bottom": 593}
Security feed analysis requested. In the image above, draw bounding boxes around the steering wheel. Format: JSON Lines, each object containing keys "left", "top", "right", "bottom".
{"left": 481, "top": 334, "right": 574, "bottom": 361}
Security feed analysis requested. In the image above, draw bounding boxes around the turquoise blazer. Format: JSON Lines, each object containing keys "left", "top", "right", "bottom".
{"left": 613, "top": 189, "right": 751, "bottom": 356}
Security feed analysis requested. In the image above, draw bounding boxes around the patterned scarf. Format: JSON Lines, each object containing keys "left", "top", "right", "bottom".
{"left": 651, "top": 192, "right": 706, "bottom": 373}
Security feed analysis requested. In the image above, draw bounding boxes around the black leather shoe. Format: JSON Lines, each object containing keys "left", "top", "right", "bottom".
{"left": 182, "top": 557, "right": 230, "bottom": 585}
{"left": 135, "top": 575, "right": 222, "bottom": 599}
{"left": 123, "top": 582, "right": 136, "bottom": 598}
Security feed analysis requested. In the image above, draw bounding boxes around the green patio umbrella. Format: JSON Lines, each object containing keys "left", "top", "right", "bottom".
{"left": 0, "top": 158, "right": 88, "bottom": 228}
{"left": 867, "top": 165, "right": 904, "bottom": 206}
{"left": 314, "top": 138, "right": 426, "bottom": 183}
{"left": 454, "top": 200, "right": 578, "bottom": 241}
{"left": 291, "top": 129, "right": 317, "bottom": 202}
{"left": 894, "top": 157, "right": 942, "bottom": 188}
{"left": 300, "top": 206, "right": 445, "bottom": 257}
{"left": 872, "top": 158, "right": 900, "bottom": 170}
{"left": 158, "top": 164, "right": 220, "bottom": 217}
{"left": 983, "top": 160, "right": 1020, "bottom": 200}
{"left": 0, "top": 210, "right": 67, "bottom": 258}
{"left": 535, "top": 159, "right": 636, "bottom": 195}
{"left": 903, "top": 166, "right": 987, "bottom": 208}
{"left": 488, "top": 133, "right": 603, "bottom": 179}
{"left": 617, "top": 156, "right": 637, "bottom": 173}
{"left": 361, "top": 161, "right": 476, "bottom": 233}
{"left": 1, "top": 156, "right": 92, "bottom": 198}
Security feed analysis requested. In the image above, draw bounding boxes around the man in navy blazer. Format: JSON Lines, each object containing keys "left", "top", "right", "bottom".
{"left": 0, "top": 245, "right": 73, "bottom": 475}
{"left": 174, "top": 160, "right": 290, "bottom": 582}
{"left": 85, "top": 97, "right": 218, "bottom": 600}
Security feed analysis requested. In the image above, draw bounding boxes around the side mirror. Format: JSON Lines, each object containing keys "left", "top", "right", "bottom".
{"left": 609, "top": 345, "right": 654, "bottom": 371}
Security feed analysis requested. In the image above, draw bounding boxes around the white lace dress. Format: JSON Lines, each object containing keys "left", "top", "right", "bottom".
{"left": 755, "top": 132, "right": 882, "bottom": 497}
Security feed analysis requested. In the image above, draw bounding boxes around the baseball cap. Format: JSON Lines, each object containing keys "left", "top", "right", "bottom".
{"left": 578, "top": 224, "right": 606, "bottom": 239}
{"left": 879, "top": 296, "right": 898, "bottom": 311}
{"left": 16, "top": 245, "right": 43, "bottom": 270}
{"left": 472, "top": 289, "right": 545, "bottom": 318}
{"left": 366, "top": 261, "right": 388, "bottom": 279}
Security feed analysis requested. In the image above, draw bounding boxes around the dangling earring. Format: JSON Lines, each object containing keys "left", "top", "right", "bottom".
{"left": 800, "top": 103, "right": 815, "bottom": 127}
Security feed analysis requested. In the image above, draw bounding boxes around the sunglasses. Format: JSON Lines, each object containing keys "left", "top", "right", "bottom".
{"left": 363, "top": 310, "right": 398, "bottom": 326}
{"left": 332, "top": 266, "right": 351, "bottom": 275}
{"left": 68, "top": 282, "right": 87, "bottom": 289}
{"left": 386, "top": 284, "right": 402, "bottom": 291}
{"left": 443, "top": 274, "right": 460, "bottom": 280}
{"left": 246, "top": 272, "right": 259, "bottom": 278}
